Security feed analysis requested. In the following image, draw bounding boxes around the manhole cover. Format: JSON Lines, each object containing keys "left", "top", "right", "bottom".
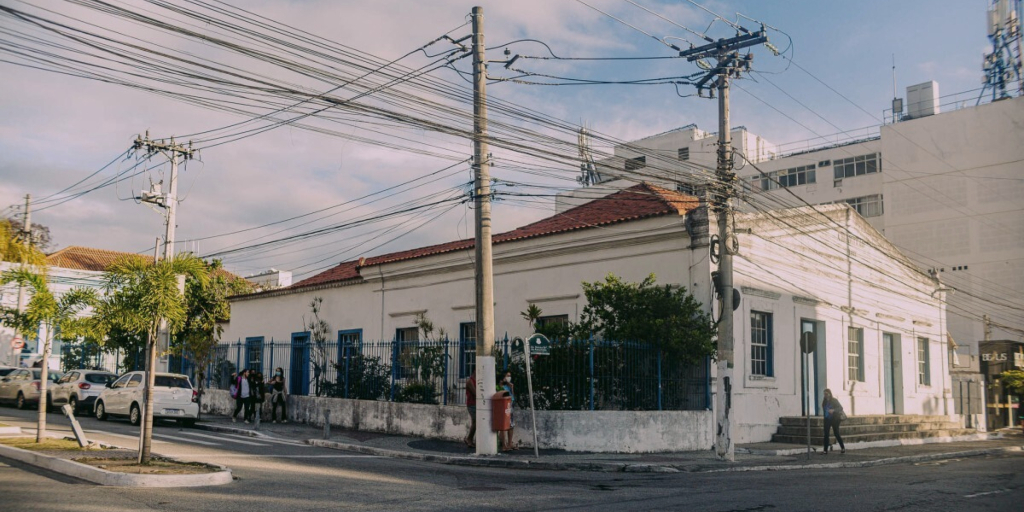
{"left": 459, "top": 486, "right": 506, "bottom": 492}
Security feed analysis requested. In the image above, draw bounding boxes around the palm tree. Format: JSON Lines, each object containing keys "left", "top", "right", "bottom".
{"left": 96, "top": 253, "right": 207, "bottom": 464}
{"left": 1, "top": 269, "right": 97, "bottom": 442}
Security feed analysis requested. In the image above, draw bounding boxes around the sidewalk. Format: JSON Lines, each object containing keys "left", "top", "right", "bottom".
{"left": 193, "top": 414, "right": 1023, "bottom": 473}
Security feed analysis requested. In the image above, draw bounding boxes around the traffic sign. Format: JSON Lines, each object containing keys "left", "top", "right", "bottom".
{"left": 512, "top": 333, "right": 551, "bottom": 356}
{"left": 800, "top": 332, "right": 817, "bottom": 354}
{"left": 11, "top": 337, "right": 24, "bottom": 350}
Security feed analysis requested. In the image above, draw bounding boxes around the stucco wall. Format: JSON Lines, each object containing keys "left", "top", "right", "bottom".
{"left": 200, "top": 389, "right": 713, "bottom": 452}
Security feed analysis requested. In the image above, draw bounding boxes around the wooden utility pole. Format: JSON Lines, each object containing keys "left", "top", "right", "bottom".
{"left": 471, "top": 5, "right": 498, "bottom": 456}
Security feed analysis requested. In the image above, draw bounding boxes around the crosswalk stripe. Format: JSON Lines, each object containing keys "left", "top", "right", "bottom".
{"left": 177, "top": 431, "right": 269, "bottom": 446}
{"left": 217, "top": 432, "right": 307, "bottom": 447}
{"left": 89, "top": 430, "right": 168, "bottom": 444}
{"left": 152, "top": 433, "right": 219, "bottom": 446}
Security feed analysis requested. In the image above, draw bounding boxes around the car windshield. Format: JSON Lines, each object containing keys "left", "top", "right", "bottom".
{"left": 85, "top": 373, "right": 117, "bottom": 385}
{"left": 30, "top": 370, "right": 63, "bottom": 381}
{"left": 155, "top": 376, "right": 191, "bottom": 389}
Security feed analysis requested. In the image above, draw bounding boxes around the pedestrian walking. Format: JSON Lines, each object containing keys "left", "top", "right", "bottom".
{"left": 253, "top": 371, "right": 266, "bottom": 422}
{"left": 821, "top": 388, "right": 846, "bottom": 454}
{"left": 500, "top": 370, "right": 516, "bottom": 452}
{"left": 269, "top": 367, "right": 288, "bottom": 423}
{"left": 232, "top": 369, "right": 251, "bottom": 423}
{"left": 464, "top": 369, "right": 476, "bottom": 448}
{"left": 244, "top": 370, "right": 258, "bottom": 422}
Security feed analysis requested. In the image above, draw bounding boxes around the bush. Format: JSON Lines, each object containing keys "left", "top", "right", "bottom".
{"left": 397, "top": 382, "right": 438, "bottom": 404}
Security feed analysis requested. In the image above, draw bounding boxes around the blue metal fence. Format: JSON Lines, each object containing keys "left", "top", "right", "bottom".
{"left": 188, "top": 336, "right": 709, "bottom": 411}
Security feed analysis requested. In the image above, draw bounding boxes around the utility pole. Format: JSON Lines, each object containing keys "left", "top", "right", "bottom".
{"left": 134, "top": 132, "right": 196, "bottom": 371}
{"left": 680, "top": 27, "right": 767, "bottom": 462}
{"left": 12, "top": 194, "right": 31, "bottom": 367}
{"left": 471, "top": 5, "right": 498, "bottom": 456}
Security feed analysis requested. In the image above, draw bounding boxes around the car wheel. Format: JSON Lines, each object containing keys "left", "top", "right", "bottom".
{"left": 46, "top": 393, "right": 53, "bottom": 412}
{"left": 95, "top": 401, "right": 108, "bottom": 421}
{"left": 129, "top": 403, "right": 141, "bottom": 426}
{"left": 15, "top": 392, "right": 26, "bottom": 410}
{"left": 68, "top": 396, "right": 79, "bottom": 413}
{"left": 180, "top": 418, "right": 196, "bottom": 428}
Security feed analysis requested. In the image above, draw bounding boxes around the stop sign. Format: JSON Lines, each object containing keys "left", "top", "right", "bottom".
{"left": 11, "top": 337, "right": 25, "bottom": 350}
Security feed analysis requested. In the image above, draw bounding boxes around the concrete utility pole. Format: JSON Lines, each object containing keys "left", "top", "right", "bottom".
{"left": 471, "top": 5, "right": 498, "bottom": 456}
{"left": 680, "top": 28, "right": 767, "bottom": 462}
{"left": 134, "top": 132, "right": 196, "bottom": 370}
{"left": 12, "top": 194, "right": 31, "bottom": 367}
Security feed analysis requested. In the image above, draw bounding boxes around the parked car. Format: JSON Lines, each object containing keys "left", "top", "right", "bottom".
{"left": 94, "top": 371, "right": 199, "bottom": 427}
{"left": 49, "top": 370, "right": 118, "bottom": 414}
{"left": 0, "top": 366, "right": 17, "bottom": 378}
{"left": 0, "top": 368, "right": 64, "bottom": 409}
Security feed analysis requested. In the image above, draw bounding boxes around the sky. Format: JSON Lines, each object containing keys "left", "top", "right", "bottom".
{"left": 0, "top": 0, "right": 994, "bottom": 281}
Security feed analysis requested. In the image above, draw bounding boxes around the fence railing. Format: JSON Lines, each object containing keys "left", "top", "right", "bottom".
{"left": 57, "top": 337, "right": 710, "bottom": 411}
{"left": 183, "top": 337, "right": 709, "bottom": 411}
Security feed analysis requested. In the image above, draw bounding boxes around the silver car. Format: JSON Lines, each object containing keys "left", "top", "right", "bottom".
{"left": 49, "top": 370, "right": 118, "bottom": 413}
{"left": 0, "top": 368, "right": 64, "bottom": 409}
{"left": 94, "top": 371, "right": 199, "bottom": 427}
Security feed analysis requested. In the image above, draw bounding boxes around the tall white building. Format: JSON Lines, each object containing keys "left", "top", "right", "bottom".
{"left": 558, "top": 90, "right": 1024, "bottom": 368}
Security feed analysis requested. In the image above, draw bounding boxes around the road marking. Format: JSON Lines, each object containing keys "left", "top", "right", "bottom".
{"left": 152, "top": 433, "right": 220, "bottom": 446}
{"left": 964, "top": 489, "right": 1009, "bottom": 499}
{"left": 217, "top": 432, "right": 308, "bottom": 447}
{"left": 177, "top": 431, "right": 269, "bottom": 446}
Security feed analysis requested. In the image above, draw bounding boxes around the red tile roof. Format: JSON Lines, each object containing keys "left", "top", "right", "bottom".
{"left": 289, "top": 183, "right": 698, "bottom": 290}
{"left": 46, "top": 246, "right": 154, "bottom": 272}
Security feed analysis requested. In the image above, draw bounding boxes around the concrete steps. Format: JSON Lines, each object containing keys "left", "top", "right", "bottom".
{"left": 770, "top": 415, "right": 976, "bottom": 446}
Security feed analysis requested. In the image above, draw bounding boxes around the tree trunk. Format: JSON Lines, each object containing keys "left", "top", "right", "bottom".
{"left": 35, "top": 333, "right": 52, "bottom": 443}
{"left": 139, "top": 332, "right": 157, "bottom": 464}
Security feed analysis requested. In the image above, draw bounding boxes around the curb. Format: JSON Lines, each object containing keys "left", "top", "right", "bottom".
{"left": 0, "top": 443, "right": 233, "bottom": 487}
{"left": 706, "top": 446, "right": 1023, "bottom": 473}
{"left": 737, "top": 432, "right": 1005, "bottom": 456}
{"left": 193, "top": 422, "right": 277, "bottom": 439}
{"left": 0, "top": 426, "right": 22, "bottom": 435}
{"left": 306, "top": 438, "right": 1022, "bottom": 474}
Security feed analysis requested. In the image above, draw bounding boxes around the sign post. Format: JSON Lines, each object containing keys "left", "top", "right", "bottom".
{"left": 800, "top": 331, "right": 817, "bottom": 460}
{"left": 513, "top": 333, "right": 549, "bottom": 457}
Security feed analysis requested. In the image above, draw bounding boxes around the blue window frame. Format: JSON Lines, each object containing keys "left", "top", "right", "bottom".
{"left": 245, "top": 337, "right": 264, "bottom": 375}
{"left": 458, "top": 322, "right": 476, "bottom": 378}
{"left": 289, "top": 332, "right": 310, "bottom": 396}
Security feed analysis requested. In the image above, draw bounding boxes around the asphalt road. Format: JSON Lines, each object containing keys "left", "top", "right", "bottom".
{"left": 1, "top": 406, "right": 1021, "bottom": 512}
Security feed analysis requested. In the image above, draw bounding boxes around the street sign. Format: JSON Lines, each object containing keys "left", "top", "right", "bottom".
{"left": 512, "top": 333, "right": 551, "bottom": 355}
{"left": 800, "top": 332, "right": 817, "bottom": 354}
{"left": 11, "top": 337, "right": 24, "bottom": 350}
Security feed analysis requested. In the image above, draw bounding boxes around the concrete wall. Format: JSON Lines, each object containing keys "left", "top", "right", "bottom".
{"left": 200, "top": 389, "right": 713, "bottom": 453}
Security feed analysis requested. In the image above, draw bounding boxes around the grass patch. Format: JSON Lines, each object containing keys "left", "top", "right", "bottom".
{"left": 0, "top": 422, "right": 9, "bottom": 427}
{"left": 73, "top": 457, "right": 220, "bottom": 475}
{"left": 0, "top": 437, "right": 86, "bottom": 451}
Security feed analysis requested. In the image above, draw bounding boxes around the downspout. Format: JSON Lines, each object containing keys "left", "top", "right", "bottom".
{"left": 378, "top": 265, "right": 386, "bottom": 341}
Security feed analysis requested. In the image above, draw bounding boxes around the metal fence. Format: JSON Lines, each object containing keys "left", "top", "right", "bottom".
{"left": 182, "top": 337, "right": 709, "bottom": 412}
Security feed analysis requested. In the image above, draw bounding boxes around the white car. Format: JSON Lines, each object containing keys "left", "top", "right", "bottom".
{"left": 49, "top": 370, "right": 118, "bottom": 414}
{"left": 94, "top": 371, "right": 199, "bottom": 427}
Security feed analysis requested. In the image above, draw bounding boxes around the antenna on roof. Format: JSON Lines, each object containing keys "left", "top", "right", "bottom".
{"left": 577, "top": 124, "right": 599, "bottom": 187}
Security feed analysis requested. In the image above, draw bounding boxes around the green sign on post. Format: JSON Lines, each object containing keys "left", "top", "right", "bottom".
{"left": 512, "top": 333, "right": 551, "bottom": 356}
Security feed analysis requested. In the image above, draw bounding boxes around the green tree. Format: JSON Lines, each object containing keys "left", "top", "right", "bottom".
{"left": 1, "top": 269, "right": 97, "bottom": 442}
{"left": 576, "top": 273, "right": 716, "bottom": 365}
{"left": 95, "top": 253, "right": 207, "bottom": 464}
{"left": 1001, "top": 369, "right": 1024, "bottom": 422}
{"left": 305, "top": 297, "right": 331, "bottom": 397}
{"left": 171, "top": 259, "right": 252, "bottom": 418}
{"left": 0, "top": 218, "right": 47, "bottom": 266}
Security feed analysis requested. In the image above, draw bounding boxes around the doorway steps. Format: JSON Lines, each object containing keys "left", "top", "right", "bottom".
{"left": 770, "top": 415, "right": 976, "bottom": 445}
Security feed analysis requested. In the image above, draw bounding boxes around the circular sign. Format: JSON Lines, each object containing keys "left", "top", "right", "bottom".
{"left": 11, "top": 337, "right": 25, "bottom": 350}
{"left": 800, "top": 332, "right": 817, "bottom": 354}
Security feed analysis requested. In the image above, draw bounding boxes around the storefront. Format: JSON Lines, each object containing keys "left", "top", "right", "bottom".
{"left": 980, "top": 340, "right": 1024, "bottom": 430}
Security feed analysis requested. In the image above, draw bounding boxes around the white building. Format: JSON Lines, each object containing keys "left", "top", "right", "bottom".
{"left": 0, "top": 246, "right": 146, "bottom": 370}
{"left": 223, "top": 184, "right": 952, "bottom": 445}
{"left": 559, "top": 90, "right": 1024, "bottom": 368}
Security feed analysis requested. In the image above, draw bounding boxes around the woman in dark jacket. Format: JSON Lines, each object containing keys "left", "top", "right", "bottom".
{"left": 822, "top": 388, "right": 846, "bottom": 454}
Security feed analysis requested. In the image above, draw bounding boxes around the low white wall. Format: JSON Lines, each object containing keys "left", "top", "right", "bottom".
{"left": 200, "top": 389, "right": 713, "bottom": 453}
